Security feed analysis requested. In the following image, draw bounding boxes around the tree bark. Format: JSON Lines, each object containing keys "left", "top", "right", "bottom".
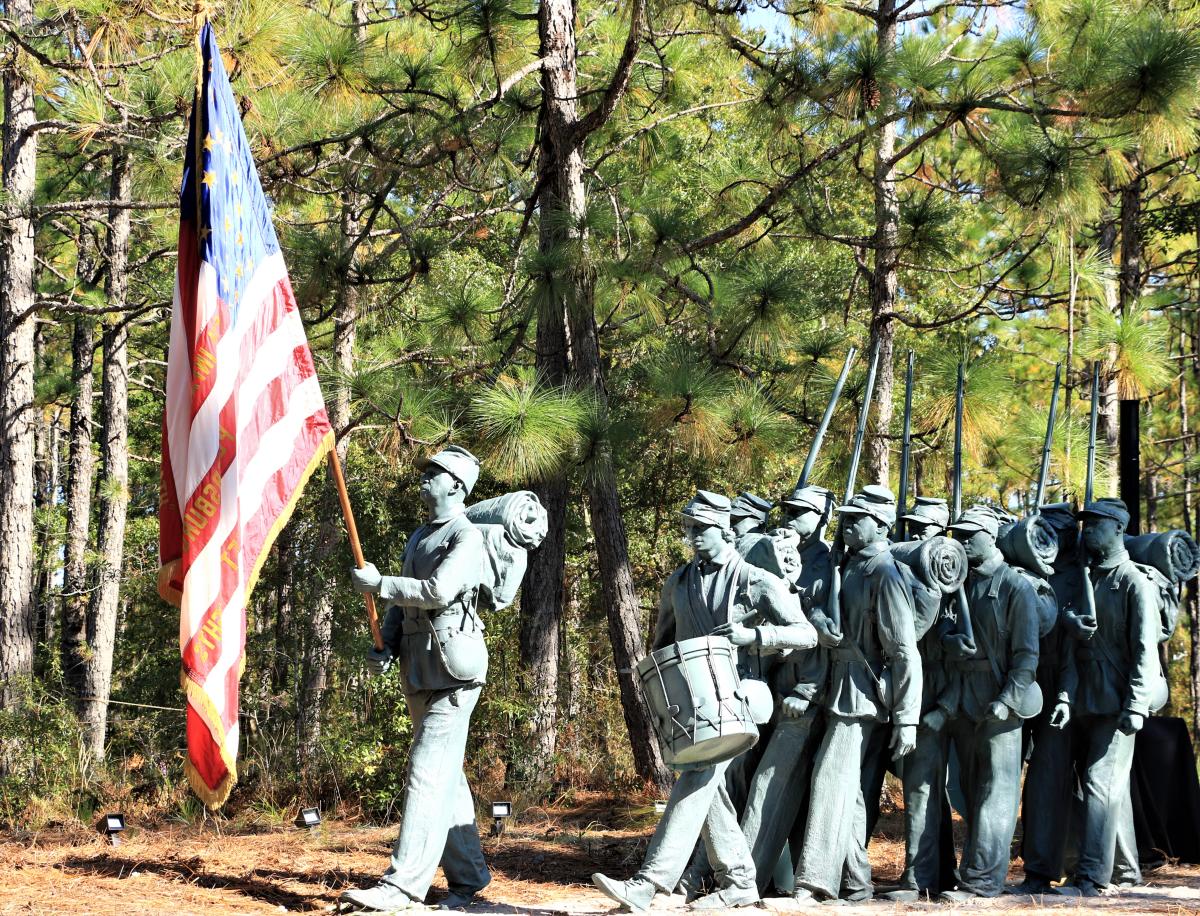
{"left": 298, "top": 195, "right": 361, "bottom": 767}
{"left": 0, "top": 0, "right": 40, "bottom": 704}
{"left": 61, "top": 315, "right": 96, "bottom": 702}
{"left": 34, "top": 405, "right": 60, "bottom": 654}
{"left": 534, "top": 0, "right": 669, "bottom": 789}
{"left": 32, "top": 323, "right": 58, "bottom": 661}
{"left": 81, "top": 151, "right": 133, "bottom": 758}
{"left": 864, "top": 2, "right": 899, "bottom": 488}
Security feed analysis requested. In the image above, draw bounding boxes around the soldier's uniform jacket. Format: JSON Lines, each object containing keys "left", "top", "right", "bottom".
{"left": 1046, "top": 559, "right": 1085, "bottom": 705}
{"left": 949, "top": 552, "right": 1039, "bottom": 722}
{"left": 1059, "top": 549, "right": 1161, "bottom": 718}
{"left": 653, "top": 547, "right": 816, "bottom": 668}
{"left": 379, "top": 509, "right": 487, "bottom": 693}
{"left": 825, "top": 542, "right": 922, "bottom": 726}
{"left": 766, "top": 537, "right": 832, "bottom": 708}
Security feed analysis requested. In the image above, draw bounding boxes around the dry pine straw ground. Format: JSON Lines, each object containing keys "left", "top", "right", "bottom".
{"left": 1, "top": 794, "right": 1198, "bottom": 916}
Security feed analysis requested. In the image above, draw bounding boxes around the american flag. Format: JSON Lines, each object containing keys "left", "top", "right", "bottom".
{"left": 159, "top": 23, "right": 334, "bottom": 807}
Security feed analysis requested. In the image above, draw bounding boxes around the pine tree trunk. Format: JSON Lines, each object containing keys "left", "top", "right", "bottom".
{"left": 1182, "top": 323, "right": 1199, "bottom": 744}
{"left": 61, "top": 315, "right": 96, "bottom": 702}
{"left": 0, "top": 0, "right": 41, "bottom": 703}
{"left": 864, "top": 2, "right": 899, "bottom": 488}
{"left": 81, "top": 151, "right": 133, "bottom": 758}
{"left": 32, "top": 322, "right": 57, "bottom": 662}
{"left": 535, "top": 0, "right": 669, "bottom": 789}
{"left": 298, "top": 202, "right": 359, "bottom": 768}
{"left": 1116, "top": 168, "right": 1144, "bottom": 520}
{"left": 34, "top": 407, "right": 60, "bottom": 652}
{"left": 1097, "top": 215, "right": 1120, "bottom": 458}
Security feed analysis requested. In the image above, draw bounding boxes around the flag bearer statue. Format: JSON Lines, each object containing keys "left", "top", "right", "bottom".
{"left": 340, "top": 446, "right": 492, "bottom": 913}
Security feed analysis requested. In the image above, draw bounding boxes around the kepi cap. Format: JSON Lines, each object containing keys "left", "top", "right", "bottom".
{"left": 900, "top": 496, "right": 950, "bottom": 530}
{"left": 836, "top": 484, "right": 896, "bottom": 528}
{"left": 730, "top": 491, "right": 774, "bottom": 523}
{"left": 681, "top": 490, "right": 732, "bottom": 529}
{"left": 1079, "top": 498, "right": 1130, "bottom": 528}
{"left": 782, "top": 484, "right": 833, "bottom": 516}
{"left": 948, "top": 506, "right": 1000, "bottom": 538}
{"left": 415, "top": 445, "right": 481, "bottom": 495}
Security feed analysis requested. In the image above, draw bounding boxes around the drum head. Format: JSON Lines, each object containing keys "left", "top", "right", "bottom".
{"left": 671, "top": 732, "right": 758, "bottom": 769}
{"left": 741, "top": 678, "right": 774, "bottom": 725}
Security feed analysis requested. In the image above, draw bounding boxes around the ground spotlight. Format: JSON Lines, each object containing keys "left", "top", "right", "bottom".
{"left": 296, "top": 807, "right": 322, "bottom": 829}
{"left": 102, "top": 813, "right": 126, "bottom": 846}
{"left": 654, "top": 801, "right": 667, "bottom": 815}
{"left": 490, "top": 801, "right": 512, "bottom": 836}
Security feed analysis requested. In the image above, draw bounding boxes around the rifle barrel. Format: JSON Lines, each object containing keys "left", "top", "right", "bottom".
{"left": 1035, "top": 363, "right": 1062, "bottom": 508}
{"left": 844, "top": 340, "right": 881, "bottom": 504}
{"left": 952, "top": 361, "right": 964, "bottom": 520}
{"left": 1086, "top": 361, "right": 1099, "bottom": 505}
{"left": 798, "top": 347, "right": 857, "bottom": 489}
{"left": 897, "top": 349, "right": 915, "bottom": 540}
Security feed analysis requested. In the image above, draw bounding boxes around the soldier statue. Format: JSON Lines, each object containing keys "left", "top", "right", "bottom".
{"left": 940, "top": 507, "right": 1040, "bottom": 901}
{"left": 740, "top": 484, "right": 834, "bottom": 892}
{"left": 591, "top": 491, "right": 816, "bottom": 912}
{"left": 791, "top": 485, "right": 922, "bottom": 904}
{"left": 730, "top": 492, "right": 774, "bottom": 557}
{"left": 1016, "top": 502, "right": 1079, "bottom": 894}
{"left": 1053, "top": 498, "right": 1161, "bottom": 897}
{"left": 883, "top": 496, "right": 958, "bottom": 901}
{"left": 340, "top": 446, "right": 492, "bottom": 913}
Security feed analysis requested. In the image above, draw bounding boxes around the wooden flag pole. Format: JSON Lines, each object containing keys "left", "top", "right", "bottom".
{"left": 328, "top": 448, "right": 384, "bottom": 651}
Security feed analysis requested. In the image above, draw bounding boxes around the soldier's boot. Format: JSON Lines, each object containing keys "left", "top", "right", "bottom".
{"left": 688, "top": 884, "right": 759, "bottom": 910}
{"left": 591, "top": 874, "right": 656, "bottom": 912}
{"left": 1008, "top": 875, "right": 1056, "bottom": 896}
{"left": 339, "top": 883, "right": 423, "bottom": 913}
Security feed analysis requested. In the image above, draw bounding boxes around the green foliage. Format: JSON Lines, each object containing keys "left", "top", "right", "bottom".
{"left": 468, "top": 369, "right": 590, "bottom": 482}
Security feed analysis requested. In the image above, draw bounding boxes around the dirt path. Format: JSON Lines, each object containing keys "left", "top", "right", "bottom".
{"left": 1, "top": 797, "right": 1197, "bottom": 915}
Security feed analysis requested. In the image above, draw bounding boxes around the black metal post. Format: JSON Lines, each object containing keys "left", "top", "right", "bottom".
{"left": 1119, "top": 399, "right": 1141, "bottom": 535}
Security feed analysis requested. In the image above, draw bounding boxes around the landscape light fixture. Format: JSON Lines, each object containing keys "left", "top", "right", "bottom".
{"left": 490, "top": 801, "right": 512, "bottom": 836}
{"left": 103, "top": 813, "right": 126, "bottom": 846}
{"left": 296, "top": 807, "right": 322, "bottom": 829}
{"left": 654, "top": 801, "right": 667, "bottom": 815}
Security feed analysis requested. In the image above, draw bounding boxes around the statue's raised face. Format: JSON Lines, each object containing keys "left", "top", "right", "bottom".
{"left": 959, "top": 529, "right": 996, "bottom": 566}
{"left": 782, "top": 506, "right": 821, "bottom": 540}
{"left": 418, "top": 467, "right": 463, "bottom": 507}
{"left": 908, "top": 521, "right": 942, "bottom": 542}
{"left": 841, "top": 513, "right": 884, "bottom": 551}
{"left": 682, "top": 519, "right": 729, "bottom": 561}
{"left": 1082, "top": 516, "right": 1123, "bottom": 555}
{"left": 730, "top": 514, "right": 760, "bottom": 537}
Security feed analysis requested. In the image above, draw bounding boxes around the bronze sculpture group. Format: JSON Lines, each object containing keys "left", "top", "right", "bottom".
{"left": 334, "top": 351, "right": 1199, "bottom": 914}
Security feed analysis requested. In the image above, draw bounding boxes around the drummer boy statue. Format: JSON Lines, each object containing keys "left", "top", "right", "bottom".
{"left": 591, "top": 491, "right": 817, "bottom": 912}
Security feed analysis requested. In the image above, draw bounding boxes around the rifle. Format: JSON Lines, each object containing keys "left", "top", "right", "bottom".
{"left": 951, "top": 360, "right": 975, "bottom": 646}
{"left": 1034, "top": 363, "right": 1062, "bottom": 509}
{"left": 1081, "top": 361, "right": 1100, "bottom": 626}
{"left": 827, "top": 340, "right": 881, "bottom": 634}
{"left": 798, "top": 347, "right": 857, "bottom": 489}
{"left": 896, "top": 349, "right": 915, "bottom": 542}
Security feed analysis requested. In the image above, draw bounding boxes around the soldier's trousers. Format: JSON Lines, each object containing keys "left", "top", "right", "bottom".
{"left": 794, "top": 714, "right": 881, "bottom": 899}
{"left": 1075, "top": 715, "right": 1136, "bottom": 888}
{"left": 381, "top": 685, "right": 490, "bottom": 902}
{"left": 899, "top": 722, "right": 957, "bottom": 894}
{"left": 741, "top": 707, "right": 823, "bottom": 892}
{"left": 949, "top": 715, "right": 1023, "bottom": 897}
{"left": 637, "top": 757, "right": 757, "bottom": 893}
{"left": 1021, "top": 711, "right": 1075, "bottom": 882}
